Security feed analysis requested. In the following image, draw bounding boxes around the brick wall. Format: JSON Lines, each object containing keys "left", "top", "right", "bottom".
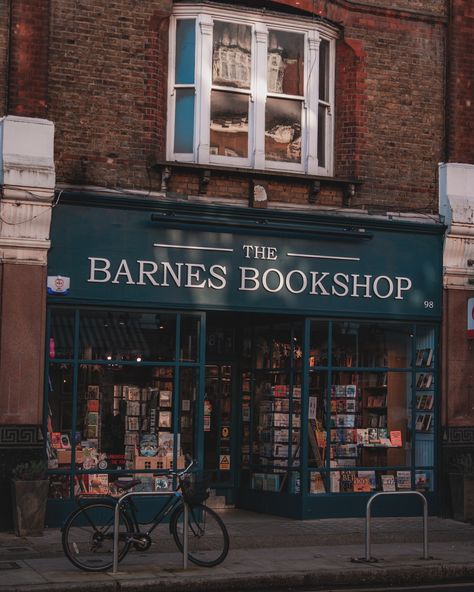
{"left": 447, "top": 0, "right": 474, "bottom": 164}
{"left": 7, "top": 0, "right": 50, "bottom": 117}
{"left": 0, "top": 1, "right": 9, "bottom": 114}
{"left": 48, "top": 0, "right": 171, "bottom": 189}
{"left": 6, "top": 0, "right": 447, "bottom": 212}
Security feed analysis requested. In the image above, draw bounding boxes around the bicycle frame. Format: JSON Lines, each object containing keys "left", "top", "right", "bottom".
{"left": 123, "top": 490, "right": 183, "bottom": 538}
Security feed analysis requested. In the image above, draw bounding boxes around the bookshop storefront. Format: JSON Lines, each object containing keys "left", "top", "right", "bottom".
{"left": 45, "top": 194, "right": 443, "bottom": 523}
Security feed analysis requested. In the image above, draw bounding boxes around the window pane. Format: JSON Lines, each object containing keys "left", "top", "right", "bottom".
{"left": 174, "top": 88, "right": 195, "bottom": 153}
{"left": 180, "top": 367, "right": 198, "bottom": 459}
{"left": 332, "top": 322, "right": 413, "bottom": 369}
{"left": 213, "top": 21, "right": 251, "bottom": 89}
{"left": 318, "top": 104, "right": 326, "bottom": 168}
{"left": 79, "top": 311, "right": 176, "bottom": 362}
{"left": 268, "top": 30, "right": 304, "bottom": 95}
{"left": 50, "top": 310, "right": 75, "bottom": 359}
{"left": 180, "top": 314, "right": 200, "bottom": 362}
{"left": 309, "top": 320, "right": 329, "bottom": 367}
{"left": 319, "top": 39, "right": 329, "bottom": 102}
{"left": 73, "top": 365, "right": 181, "bottom": 479}
{"left": 210, "top": 90, "right": 248, "bottom": 157}
{"left": 265, "top": 97, "right": 302, "bottom": 163}
{"left": 175, "top": 19, "right": 195, "bottom": 84}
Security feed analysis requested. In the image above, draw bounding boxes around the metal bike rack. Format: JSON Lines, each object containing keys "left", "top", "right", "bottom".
{"left": 355, "top": 491, "right": 429, "bottom": 563}
{"left": 111, "top": 490, "right": 189, "bottom": 574}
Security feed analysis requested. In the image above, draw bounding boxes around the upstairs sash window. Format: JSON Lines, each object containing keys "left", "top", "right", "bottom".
{"left": 168, "top": 4, "right": 336, "bottom": 175}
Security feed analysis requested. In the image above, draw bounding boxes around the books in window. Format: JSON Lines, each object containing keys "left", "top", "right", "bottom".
{"left": 358, "top": 470, "right": 376, "bottom": 490}
{"left": 310, "top": 472, "right": 326, "bottom": 494}
{"left": 416, "top": 394, "right": 434, "bottom": 410}
{"left": 416, "top": 413, "right": 432, "bottom": 431}
{"left": 416, "top": 348, "right": 434, "bottom": 368}
{"left": 331, "top": 384, "right": 358, "bottom": 398}
{"left": 381, "top": 474, "right": 396, "bottom": 492}
{"left": 366, "top": 394, "right": 387, "bottom": 408}
{"left": 396, "top": 470, "right": 411, "bottom": 490}
{"left": 416, "top": 373, "right": 433, "bottom": 390}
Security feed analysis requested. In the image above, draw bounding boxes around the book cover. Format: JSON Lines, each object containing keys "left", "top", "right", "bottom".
{"left": 310, "top": 472, "right": 326, "bottom": 494}
{"left": 353, "top": 475, "right": 371, "bottom": 492}
{"left": 346, "top": 385, "right": 357, "bottom": 398}
{"left": 421, "top": 414, "right": 432, "bottom": 431}
{"left": 422, "top": 374, "right": 433, "bottom": 389}
{"left": 381, "top": 474, "right": 396, "bottom": 492}
{"left": 415, "top": 472, "right": 428, "bottom": 490}
{"left": 358, "top": 470, "right": 376, "bottom": 490}
{"left": 88, "top": 474, "right": 109, "bottom": 495}
{"left": 159, "top": 390, "right": 172, "bottom": 407}
{"left": 415, "top": 414, "right": 424, "bottom": 430}
{"left": 396, "top": 470, "right": 411, "bottom": 490}
{"left": 158, "top": 411, "right": 172, "bottom": 429}
{"left": 416, "top": 373, "right": 425, "bottom": 389}
{"left": 368, "top": 428, "right": 379, "bottom": 444}
{"left": 415, "top": 350, "right": 424, "bottom": 367}
{"left": 357, "top": 428, "right": 369, "bottom": 446}
{"left": 339, "top": 470, "right": 355, "bottom": 492}
{"left": 330, "top": 471, "right": 340, "bottom": 493}
{"left": 390, "top": 430, "right": 403, "bottom": 447}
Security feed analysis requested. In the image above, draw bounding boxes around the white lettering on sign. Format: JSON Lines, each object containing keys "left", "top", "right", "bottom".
{"left": 243, "top": 245, "right": 278, "bottom": 260}
{"left": 86, "top": 248, "right": 415, "bottom": 304}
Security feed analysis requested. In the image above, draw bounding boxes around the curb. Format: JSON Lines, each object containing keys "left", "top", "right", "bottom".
{"left": 6, "top": 563, "right": 474, "bottom": 592}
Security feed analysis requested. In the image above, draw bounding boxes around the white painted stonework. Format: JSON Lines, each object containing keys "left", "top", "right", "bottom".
{"left": 0, "top": 116, "right": 55, "bottom": 265}
{"left": 439, "top": 163, "right": 474, "bottom": 289}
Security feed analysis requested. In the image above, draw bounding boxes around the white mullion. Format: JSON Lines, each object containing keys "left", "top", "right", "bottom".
{"left": 196, "top": 13, "right": 213, "bottom": 164}
{"left": 325, "top": 37, "right": 336, "bottom": 176}
{"left": 306, "top": 30, "right": 320, "bottom": 175}
{"left": 167, "top": 16, "right": 178, "bottom": 161}
{"left": 253, "top": 22, "right": 268, "bottom": 170}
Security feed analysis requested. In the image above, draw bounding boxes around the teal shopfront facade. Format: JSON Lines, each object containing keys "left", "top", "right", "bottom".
{"left": 45, "top": 193, "right": 444, "bottom": 524}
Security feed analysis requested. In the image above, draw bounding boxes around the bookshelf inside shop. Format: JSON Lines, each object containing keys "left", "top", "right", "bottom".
{"left": 47, "top": 366, "right": 187, "bottom": 497}
{"left": 250, "top": 375, "right": 302, "bottom": 493}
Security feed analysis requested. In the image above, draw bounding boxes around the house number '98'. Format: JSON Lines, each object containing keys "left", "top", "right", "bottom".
{"left": 424, "top": 301, "right": 434, "bottom": 308}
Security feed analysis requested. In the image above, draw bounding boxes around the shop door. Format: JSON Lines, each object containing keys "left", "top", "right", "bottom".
{"left": 204, "top": 365, "right": 234, "bottom": 487}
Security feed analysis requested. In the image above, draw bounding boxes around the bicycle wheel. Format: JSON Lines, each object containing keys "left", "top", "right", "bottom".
{"left": 62, "top": 502, "right": 133, "bottom": 571}
{"left": 171, "top": 503, "right": 229, "bottom": 567}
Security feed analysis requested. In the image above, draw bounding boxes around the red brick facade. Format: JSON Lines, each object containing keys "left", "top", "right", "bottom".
{"left": 6, "top": 0, "right": 50, "bottom": 117}
{"left": 0, "top": 0, "right": 447, "bottom": 212}
{"left": 447, "top": 0, "right": 474, "bottom": 163}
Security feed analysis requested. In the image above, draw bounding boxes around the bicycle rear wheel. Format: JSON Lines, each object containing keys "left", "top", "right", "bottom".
{"left": 62, "top": 502, "right": 133, "bottom": 571}
{"left": 171, "top": 503, "right": 229, "bottom": 567}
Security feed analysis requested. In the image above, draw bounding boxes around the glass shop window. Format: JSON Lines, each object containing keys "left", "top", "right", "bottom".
{"left": 46, "top": 309, "right": 201, "bottom": 498}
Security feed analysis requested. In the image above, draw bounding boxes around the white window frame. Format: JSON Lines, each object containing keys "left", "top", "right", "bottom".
{"left": 167, "top": 3, "right": 337, "bottom": 176}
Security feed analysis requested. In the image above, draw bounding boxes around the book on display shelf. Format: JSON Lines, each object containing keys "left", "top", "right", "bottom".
{"left": 396, "top": 470, "right": 411, "bottom": 490}
{"left": 381, "top": 474, "right": 396, "bottom": 492}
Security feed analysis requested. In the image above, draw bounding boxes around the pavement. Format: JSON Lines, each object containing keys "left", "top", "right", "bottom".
{"left": 1, "top": 509, "right": 474, "bottom": 592}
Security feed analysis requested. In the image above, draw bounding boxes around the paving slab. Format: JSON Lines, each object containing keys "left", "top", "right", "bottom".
{"left": 1, "top": 511, "right": 474, "bottom": 591}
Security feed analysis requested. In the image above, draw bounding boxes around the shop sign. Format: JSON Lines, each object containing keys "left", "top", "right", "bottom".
{"left": 47, "top": 275, "right": 70, "bottom": 294}
{"left": 48, "top": 204, "right": 443, "bottom": 319}
{"left": 219, "top": 454, "right": 230, "bottom": 471}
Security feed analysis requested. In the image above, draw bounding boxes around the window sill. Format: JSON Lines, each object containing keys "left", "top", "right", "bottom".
{"left": 152, "top": 161, "right": 362, "bottom": 207}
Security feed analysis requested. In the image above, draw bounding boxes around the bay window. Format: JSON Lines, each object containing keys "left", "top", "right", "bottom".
{"left": 168, "top": 3, "right": 337, "bottom": 175}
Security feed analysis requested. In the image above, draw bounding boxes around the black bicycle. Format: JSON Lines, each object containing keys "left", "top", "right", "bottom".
{"left": 61, "top": 460, "right": 229, "bottom": 571}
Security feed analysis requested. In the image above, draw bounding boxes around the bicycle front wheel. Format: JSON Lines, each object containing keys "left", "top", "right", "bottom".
{"left": 62, "top": 502, "right": 133, "bottom": 572}
{"left": 171, "top": 503, "right": 229, "bottom": 567}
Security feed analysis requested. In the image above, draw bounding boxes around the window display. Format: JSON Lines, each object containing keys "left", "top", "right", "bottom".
{"left": 307, "top": 321, "right": 436, "bottom": 495}
{"left": 46, "top": 309, "right": 200, "bottom": 499}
